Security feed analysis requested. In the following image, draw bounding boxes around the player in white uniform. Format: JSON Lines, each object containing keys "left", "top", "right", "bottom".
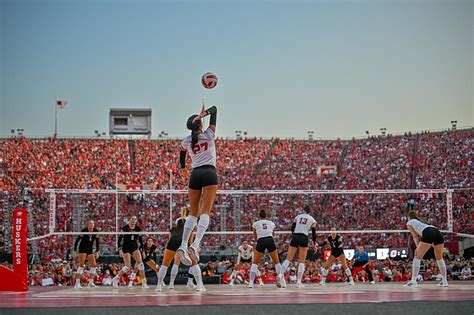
{"left": 229, "top": 240, "right": 264, "bottom": 287}
{"left": 404, "top": 210, "right": 448, "bottom": 287}
{"left": 177, "top": 105, "right": 218, "bottom": 266}
{"left": 278, "top": 206, "right": 317, "bottom": 288}
{"left": 249, "top": 210, "right": 284, "bottom": 288}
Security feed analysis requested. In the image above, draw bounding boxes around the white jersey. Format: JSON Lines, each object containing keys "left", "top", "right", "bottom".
{"left": 252, "top": 220, "right": 276, "bottom": 239}
{"left": 238, "top": 245, "right": 253, "bottom": 260}
{"left": 293, "top": 213, "right": 316, "bottom": 236}
{"left": 181, "top": 128, "right": 216, "bottom": 169}
{"left": 407, "top": 219, "right": 435, "bottom": 236}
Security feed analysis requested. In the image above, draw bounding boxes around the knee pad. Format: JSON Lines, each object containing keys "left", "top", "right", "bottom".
{"left": 77, "top": 267, "right": 84, "bottom": 275}
{"left": 130, "top": 272, "right": 136, "bottom": 280}
{"left": 121, "top": 266, "right": 130, "bottom": 273}
{"left": 138, "top": 262, "right": 145, "bottom": 271}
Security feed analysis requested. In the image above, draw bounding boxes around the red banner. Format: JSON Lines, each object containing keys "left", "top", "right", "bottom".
{"left": 0, "top": 209, "right": 28, "bottom": 291}
{"left": 13, "top": 209, "right": 28, "bottom": 275}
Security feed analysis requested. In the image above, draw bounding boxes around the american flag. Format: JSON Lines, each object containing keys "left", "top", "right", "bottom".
{"left": 56, "top": 100, "right": 67, "bottom": 109}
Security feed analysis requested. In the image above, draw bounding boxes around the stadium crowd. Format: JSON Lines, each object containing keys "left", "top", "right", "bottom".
{"left": 0, "top": 128, "right": 472, "bottom": 262}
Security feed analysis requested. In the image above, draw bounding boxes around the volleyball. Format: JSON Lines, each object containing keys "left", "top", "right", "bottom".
{"left": 201, "top": 72, "right": 218, "bottom": 89}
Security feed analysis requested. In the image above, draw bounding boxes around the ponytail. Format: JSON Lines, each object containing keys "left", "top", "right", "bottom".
{"left": 191, "top": 130, "right": 199, "bottom": 146}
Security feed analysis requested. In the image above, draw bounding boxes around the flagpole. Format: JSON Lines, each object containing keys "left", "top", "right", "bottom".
{"left": 54, "top": 96, "right": 58, "bottom": 138}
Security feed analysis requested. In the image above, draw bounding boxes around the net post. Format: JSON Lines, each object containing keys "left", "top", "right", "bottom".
{"left": 115, "top": 173, "right": 119, "bottom": 252}
{"left": 169, "top": 170, "right": 173, "bottom": 230}
{"left": 48, "top": 192, "right": 56, "bottom": 234}
{"left": 446, "top": 189, "right": 453, "bottom": 233}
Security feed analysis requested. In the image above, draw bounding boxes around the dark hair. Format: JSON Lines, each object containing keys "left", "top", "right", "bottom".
{"left": 303, "top": 205, "right": 311, "bottom": 214}
{"left": 259, "top": 210, "right": 267, "bottom": 219}
{"left": 186, "top": 115, "right": 201, "bottom": 146}
{"left": 408, "top": 210, "right": 429, "bottom": 225}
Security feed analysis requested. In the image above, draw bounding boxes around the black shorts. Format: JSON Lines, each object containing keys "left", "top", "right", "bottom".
{"left": 290, "top": 233, "right": 309, "bottom": 248}
{"left": 78, "top": 247, "right": 94, "bottom": 255}
{"left": 122, "top": 244, "right": 139, "bottom": 255}
{"left": 189, "top": 165, "right": 218, "bottom": 190}
{"left": 240, "top": 257, "right": 252, "bottom": 264}
{"left": 330, "top": 249, "right": 344, "bottom": 258}
{"left": 420, "top": 227, "right": 444, "bottom": 245}
{"left": 166, "top": 236, "right": 181, "bottom": 252}
{"left": 255, "top": 236, "right": 277, "bottom": 253}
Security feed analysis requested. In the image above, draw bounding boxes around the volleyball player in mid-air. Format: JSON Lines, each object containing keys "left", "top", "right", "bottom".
{"left": 177, "top": 105, "right": 218, "bottom": 266}
{"left": 250, "top": 210, "right": 284, "bottom": 288}
{"left": 278, "top": 206, "right": 317, "bottom": 288}
{"left": 73, "top": 220, "right": 100, "bottom": 289}
{"left": 404, "top": 210, "right": 448, "bottom": 287}
{"left": 113, "top": 216, "right": 148, "bottom": 289}
{"left": 319, "top": 228, "right": 354, "bottom": 286}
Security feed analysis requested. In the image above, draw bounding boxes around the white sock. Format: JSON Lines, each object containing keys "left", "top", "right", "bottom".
{"left": 249, "top": 264, "right": 258, "bottom": 284}
{"left": 281, "top": 260, "right": 290, "bottom": 274}
{"left": 187, "top": 276, "right": 194, "bottom": 285}
{"left": 170, "top": 265, "right": 179, "bottom": 285}
{"left": 436, "top": 259, "right": 447, "bottom": 283}
{"left": 192, "top": 214, "right": 210, "bottom": 248}
{"left": 180, "top": 215, "right": 197, "bottom": 248}
{"left": 321, "top": 267, "right": 328, "bottom": 283}
{"left": 345, "top": 268, "right": 353, "bottom": 281}
{"left": 191, "top": 265, "right": 203, "bottom": 287}
{"left": 275, "top": 263, "right": 282, "bottom": 275}
{"left": 297, "top": 263, "right": 305, "bottom": 283}
{"left": 89, "top": 268, "right": 97, "bottom": 283}
{"left": 411, "top": 258, "right": 421, "bottom": 282}
{"left": 158, "top": 265, "right": 168, "bottom": 285}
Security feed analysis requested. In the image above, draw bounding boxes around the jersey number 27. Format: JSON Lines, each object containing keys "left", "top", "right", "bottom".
{"left": 192, "top": 142, "right": 208, "bottom": 154}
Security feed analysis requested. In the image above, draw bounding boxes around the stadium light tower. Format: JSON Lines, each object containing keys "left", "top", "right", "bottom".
{"left": 450, "top": 120, "right": 457, "bottom": 131}
{"left": 307, "top": 131, "right": 314, "bottom": 141}
{"left": 380, "top": 128, "right": 387, "bottom": 137}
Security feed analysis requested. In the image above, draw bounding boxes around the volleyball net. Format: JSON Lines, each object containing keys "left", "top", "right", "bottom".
{"left": 12, "top": 188, "right": 469, "bottom": 246}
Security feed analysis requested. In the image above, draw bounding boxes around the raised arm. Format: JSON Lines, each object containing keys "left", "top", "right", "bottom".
{"left": 199, "top": 106, "right": 217, "bottom": 132}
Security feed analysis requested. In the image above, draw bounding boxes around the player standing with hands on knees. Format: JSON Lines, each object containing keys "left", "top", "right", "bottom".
{"left": 177, "top": 105, "right": 218, "bottom": 266}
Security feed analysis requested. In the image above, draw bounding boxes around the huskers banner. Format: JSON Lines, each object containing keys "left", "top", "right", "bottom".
{"left": 0, "top": 209, "right": 28, "bottom": 291}
{"left": 13, "top": 209, "right": 28, "bottom": 275}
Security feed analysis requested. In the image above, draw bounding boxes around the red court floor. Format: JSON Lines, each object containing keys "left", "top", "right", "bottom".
{"left": 1, "top": 282, "right": 473, "bottom": 308}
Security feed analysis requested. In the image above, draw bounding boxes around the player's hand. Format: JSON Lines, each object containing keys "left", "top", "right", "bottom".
{"left": 95, "top": 252, "right": 100, "bottom": 259}
{"left": 119, "top": 250, "right": 123, "bottom": 257}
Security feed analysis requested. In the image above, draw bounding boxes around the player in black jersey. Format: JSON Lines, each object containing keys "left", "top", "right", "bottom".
{"left": 73, "top": 220, "right": 99, "bottom": 289}
{"left": 141, "top": 238, "right": 159, "bottom": 273}
{"left": 112, "top": 216, "right": 148, "bottom": 289}
{"left": 156, "top": 209, "right": 205, "bottom": 292}
{"left": 319, "top": 228, "right": 354, "bottom": 286}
